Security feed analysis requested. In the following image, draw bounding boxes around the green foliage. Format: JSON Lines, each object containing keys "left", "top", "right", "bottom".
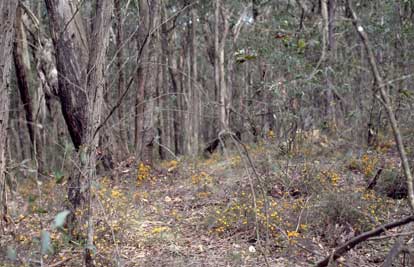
{"left": 296, "top": 38, "right": 306, "bottom": 53}
{"left": 52, "top": 210, "right": 70, "bottom": 229}
{"left": 6, "top": 246, "right": 17, "bottom": 261}
{"left": 41, "top": 230, "right": 53, "bottom": 255}
{"left": 234, "top": 49, "right": 257, "bottom": 63}
{"left": 53, "top": 170, "right": 65, "bottom": 184}
{"left": 312, "top": 188, "right": 387, "bottom": 237}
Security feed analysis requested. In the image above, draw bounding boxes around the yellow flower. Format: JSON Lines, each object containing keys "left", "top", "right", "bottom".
{"left": 137, "top": 163, "right": 151, "bottom": 182}
{"left": 151, "top": 226, "right": 169, "bottom": 234}
{"left": 167, "top": 160, "right": 179, "bottom": 172}
{"left": 287, "top": 230, "right": 299, "bottom": 238}
{"left": 111, "top": 189, "right": 122, "bottom": 198}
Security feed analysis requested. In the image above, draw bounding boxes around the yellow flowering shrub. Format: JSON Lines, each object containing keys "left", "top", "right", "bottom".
{"left": 137, "top": 163, "right": 151, "bottom": 184}
{"left": 191, "top": 171, "right": 212, "bottom": 185}
{"left": 208, "top": 191, "right": 305, "bottom": 241}
{"left": 287, "top": 230, "right": 299, "bottom": 239}
{"left": 267, "top": 130, "right": 275, "bottom": 139}
{"left": 361, "top": 154, "right": 378, "bottom": 177}
{"left": 321, "top": 170, "right": 341, "bottom": 186}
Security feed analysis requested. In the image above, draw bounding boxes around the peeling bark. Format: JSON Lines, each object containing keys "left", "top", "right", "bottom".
{"left": 0, "top": 0, "right": 18, "bottom": 231}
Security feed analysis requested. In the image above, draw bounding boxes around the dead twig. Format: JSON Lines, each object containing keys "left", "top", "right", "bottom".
{"left": 49, "top": 257, "right": 72, "bottom": 267}
{"left": 369, "top": 230, "right": 414, "bottom": 241}
{"left": 316, "top": 215, "right": 414, "bottom": 267}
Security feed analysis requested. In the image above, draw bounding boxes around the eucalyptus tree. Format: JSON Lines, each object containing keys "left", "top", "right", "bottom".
{"left": 0, "top": 0, "right": 18, "bottom": 232}
{"left": 43, "top": 0, "right": 113, "bottom": 264}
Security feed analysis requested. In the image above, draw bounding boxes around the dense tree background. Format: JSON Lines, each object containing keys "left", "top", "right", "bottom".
{"left": 5, "top": 0, "right": 414, "bottom": 166}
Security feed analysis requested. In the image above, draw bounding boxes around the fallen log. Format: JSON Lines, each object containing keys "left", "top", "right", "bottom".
{"left": 316, "top": 215, "right": 414, "bottom": 267}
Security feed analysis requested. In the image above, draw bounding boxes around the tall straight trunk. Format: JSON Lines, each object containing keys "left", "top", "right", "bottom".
{"left": 187, "top": 7, "right": 200, "bottom": 156}
{"left": 114, "top": 0, "right": 128, "bottom": 152}
{"left": 192, "top": 7, "right": 200, "bottom": 154}
{"left": 219, "top": 34, "right": 229, "bottom": 129}
{"left": 168, "top": 29, "right": 181, "bottom": 155}
{"left": 0, "top": 0, "right": 17, "bottom": 232}
{"left": 0, "top": 0, "right": 18, "bottom": 231}
{"left": 142, "top": 49, "right": 157, "bottom": 165}
{"left": 134, "top": 68, "right": 147, "bottom": 155}
{"left": 155, "top": 52, "right": 165, "bottom": 160}
{"left": 321, "top": 0, "right": 336, "bottom": 131}
{"left": 177, "top": 42, "right": 186, "bottom": 154}
{"left": 214, "top": 0, "right": 221, "bottom": 130}
{"left": 328, "top": 0, "right": 336, "bottom": 53}
{"left": 214, "top": 0, "right": 229, "bottom": 132}
{"left": 13, "top": 5, "right": 44, "bottom": 173}
{"left": 135, "top": 0, "right": 158, "bottom": 164}
{"left": 160, "top": 3, "right": 171, "bottom": 158}
{"left": 134, "top": 0, "right": 146, "bottom": 152}
{"left": 227, "top": 8, "right": 246, "bottom": 135}
{"left": 134, "top": 68, "right": 147, "bottom": 154}
{"left": 83, "top": 2, "right": 113, "bottom": 264}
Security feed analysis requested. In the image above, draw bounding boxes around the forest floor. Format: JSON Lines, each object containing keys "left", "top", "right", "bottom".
{"left": 1, "top": 135, "right": 412, "bottom": 267}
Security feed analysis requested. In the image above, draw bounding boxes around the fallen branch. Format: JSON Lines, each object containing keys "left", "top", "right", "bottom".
{"left": 369, "top": 230, "right": 414, "bottom": 241}
{"left": 49, "top": 257, "right": 71, "bottom": 267}
{"left": 316, "top": 215, "right": 414, "bottom": 267}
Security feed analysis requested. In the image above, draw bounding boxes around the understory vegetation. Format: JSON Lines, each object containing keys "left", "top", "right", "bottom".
{"left": 2, "top": 133, "right": 413, "bottom": 266}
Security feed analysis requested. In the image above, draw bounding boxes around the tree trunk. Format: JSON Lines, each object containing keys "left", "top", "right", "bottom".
{"left": 215, "top": 0, "right": 230, "bottom": 132}
{"left": 328, "top": 0, "right": 336, "bottom": 53}
{"left": 114, "top": 0, "right": 128, "bottom": 153}
{"left": 187, "top": 7, "right": 200, "bottom": 156}
{"left": 44, "top": 0, "right": 89, "bottom": 150}
{"left": 135, "top": 0, "right": 146, "bottom": 153}
{"left": 252, "top": 0, "right": 260, "bottom": 21}
{"left": 160, "top": 3, "right": 171, "bottom": 158}
{"left": 0, "top": 0, "right": 18, "bottom": 231}
{"left": 168, "top": 30, "right": 182, "bottom": 155}
{"left": 134, "top": 0, "right": 158, "bottom": 164}
{"left": 44, "top": 2, "right": 113, "bottom": 266}
{"left": 83, "top": 2, "right": 113, "bottom": 265}
{"left": 13, "top": 5, "right": 45, "bottom": 174}
{"left": 321, "top": 0, "right": 337, "bottom": 132}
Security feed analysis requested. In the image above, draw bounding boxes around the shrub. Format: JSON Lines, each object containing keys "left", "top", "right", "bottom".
{"left": 310, "top": 189, "right": 386, "bottom": 245}
{"left": 374, "top": 169, "right": 407, "bottom": 199}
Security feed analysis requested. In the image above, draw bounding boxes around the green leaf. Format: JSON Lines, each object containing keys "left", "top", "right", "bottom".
{"left": 28, "top": 195, "right": 37, "bottom": 203}
{"left": 244, "top": 54, "right": 257, "bottom": 60}
{"left": 35, "top": 208, "right": 48, "bottom": 214}
{"left": 41, "top": 230, "right": 53, "bottom": 254}
{"left": 53, "top": 170, "right": 64, "bottom": 184}
{"left": 52, "top": 210, "right": 70, "bottom": 229}
{"left": 235, "top": 54, "right": 257, "bottom": 64}
{"left": 6, "top": 246, "right": 17, "bottom": 261}
{"left": 297, "top": 39, "right": 306, "bottom": 49}
{"left": 400, "top": 89, "right": 413, "bottom": 98}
